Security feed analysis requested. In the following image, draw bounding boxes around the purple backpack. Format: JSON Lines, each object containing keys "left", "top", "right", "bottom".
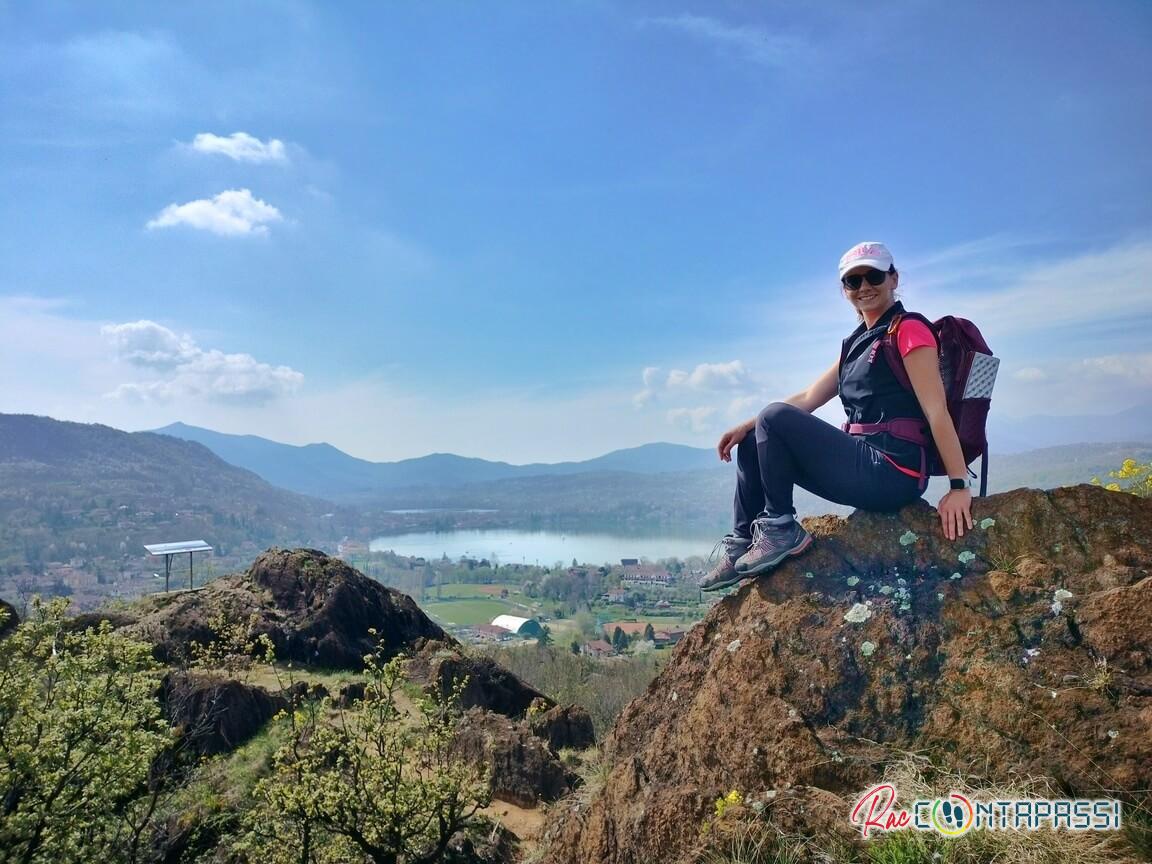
{"left": 881, "top": 314, "right": 998, "bottom": 496}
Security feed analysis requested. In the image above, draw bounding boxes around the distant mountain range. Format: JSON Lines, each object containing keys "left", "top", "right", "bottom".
{"left": 155, "top": 404, "right": 1152, "bottom": 502}
{"left": 1, "top": 411, "right": 1150, "bottom": 601}
{"left": 152, "top": 422, "right": 721, "bottom": 500}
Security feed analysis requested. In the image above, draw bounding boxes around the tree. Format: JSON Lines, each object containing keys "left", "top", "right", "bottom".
{"left": 611, "top": 626, "right": 628, "bottom": 653}
{"left": 643, "top": 623, "right": 656, "bottom": 643}
{"left": 0, "top": 598, "right": 172, "bottom": 863}
{"left": 239, "top": 644, "right": 489, "bottom": 864}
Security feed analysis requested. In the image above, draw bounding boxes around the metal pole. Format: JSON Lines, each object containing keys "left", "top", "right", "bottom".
{"left": 189, "top": 551, "right": 194, "bottom": 590}
{"left": 165, "top": 555, "right": 172, "bottom": 593}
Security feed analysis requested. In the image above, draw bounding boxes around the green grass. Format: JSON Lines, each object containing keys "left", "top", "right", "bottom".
{"left": 420, "top": 598, "right": 521, "bottom": 627}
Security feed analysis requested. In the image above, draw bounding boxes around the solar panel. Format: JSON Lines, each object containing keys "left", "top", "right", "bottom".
{"left": 144, "top": 540, "right": 213, "bottom": 556}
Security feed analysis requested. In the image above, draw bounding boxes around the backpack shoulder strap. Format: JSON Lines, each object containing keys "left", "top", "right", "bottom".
{"left": 881, "top": 314, "right": 912, "bottom": 391}
{"left": 881, "top": 312, "right": 938, "bottom": 392}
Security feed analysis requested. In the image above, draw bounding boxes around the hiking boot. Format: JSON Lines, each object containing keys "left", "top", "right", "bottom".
{"left": 734, "top": 515, "right": 813, "bottom": 576}
{"left": 697, "top": 534, "right": 752, "bottom": 592}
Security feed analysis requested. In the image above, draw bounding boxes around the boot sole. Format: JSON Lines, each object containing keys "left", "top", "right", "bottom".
{"left": 699, "top": 572, "right": 744, "bottom": 593}
{"left": 734, "top": 533, "right": 813, "bottom": 576}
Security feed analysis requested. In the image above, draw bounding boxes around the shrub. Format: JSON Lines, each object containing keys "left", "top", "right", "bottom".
{"left": 0, "top": 598, "right": 171, "bottom": 863}
{"left": 237, "top": 645, "right": 489, "bottom": 863}
{"left": 1092, "top": 459, "right": 1152, "bottom": 498}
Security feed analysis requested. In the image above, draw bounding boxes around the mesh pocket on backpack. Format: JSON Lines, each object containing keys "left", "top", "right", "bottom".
{"left": 963, "top": 352, "right": 999, "bottom": 399}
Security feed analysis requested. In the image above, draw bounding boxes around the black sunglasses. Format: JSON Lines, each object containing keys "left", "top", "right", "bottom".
{"left": 841, "top": 268, "right": 891, "bottom": 291}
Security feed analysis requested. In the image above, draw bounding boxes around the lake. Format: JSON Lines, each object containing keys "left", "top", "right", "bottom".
{"left": 369, "top": 528, "right": 718, "bottom": 566}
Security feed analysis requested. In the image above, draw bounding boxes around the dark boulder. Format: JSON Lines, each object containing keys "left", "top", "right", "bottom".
{"left": 121, "top": 548, "right": 448, "bottom": 669}
{"left": 159, "top": 671, "right": 287, "bottom": 757}
{"left": 285, "top": 680, "right": 330, "bottom": 705}
{"left": 409, "top": 640, "right": 551, "bottom": 717}
{"left": 334, "top": 681, "right": 367, "bottom": 708}
{"left": 452, "top": 708, "right": 576, "bottom": 807}
{"left": 528, "top": 699, "right": 596, "bottom": 752}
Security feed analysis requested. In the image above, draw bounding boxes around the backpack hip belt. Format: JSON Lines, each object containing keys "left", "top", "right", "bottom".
{"left": 843, "top": 419, "right": 930, "bottom": 490}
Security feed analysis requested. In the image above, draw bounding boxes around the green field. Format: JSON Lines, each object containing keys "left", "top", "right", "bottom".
{"left": 419, "top": 597, "right": 522, "bottom": 628}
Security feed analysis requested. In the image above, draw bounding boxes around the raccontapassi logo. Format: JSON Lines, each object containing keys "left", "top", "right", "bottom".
{"left": 850, "top": 784, "right": 1123, "bottom": 839}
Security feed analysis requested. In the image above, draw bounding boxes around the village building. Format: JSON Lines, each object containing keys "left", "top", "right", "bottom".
{"left": 469, "top": 624, "right": 513, "bottom": 642}
{"left": 620, "top": 562, "right": 675, "bottom": 587}
{"left": 490, "top": 614, "right": 543, "bottom": 637}
{"left": 582, "top": 639, "right": 615, "bottom": 658}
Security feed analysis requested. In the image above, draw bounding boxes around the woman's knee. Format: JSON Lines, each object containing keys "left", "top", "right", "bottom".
{"left": 756, "top": 401, "right": 800, "bottom": 432}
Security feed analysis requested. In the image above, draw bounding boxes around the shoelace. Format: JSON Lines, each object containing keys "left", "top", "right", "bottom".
{"left": 749, "top": 517, "right": 790, "bottom": 549}
{"left": 750, "top": 519, "right": 768, "bottom": 548}
{"left": 710, "top": 535, "right": 747, "bottom": 562}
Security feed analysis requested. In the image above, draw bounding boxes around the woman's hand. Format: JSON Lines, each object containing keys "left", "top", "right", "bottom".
{"left": 937, "top": 488, "right": 974, "bottom": 540}
{"left": 717, "top": 421, "right": 754, "bottom": 462}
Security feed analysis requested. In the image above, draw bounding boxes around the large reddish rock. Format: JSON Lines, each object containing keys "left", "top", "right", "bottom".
{"left": 541, "top": 486, "right": 1152, "bottom": 864}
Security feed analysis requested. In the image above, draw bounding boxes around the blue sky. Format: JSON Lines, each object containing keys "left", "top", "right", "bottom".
{"left": 1, "top": 0, "right": 1150, "bottom": 462}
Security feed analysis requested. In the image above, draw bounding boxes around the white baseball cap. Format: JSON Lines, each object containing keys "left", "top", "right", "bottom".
{"left": 838, "top": 241, "right": 894, "bottom": 279}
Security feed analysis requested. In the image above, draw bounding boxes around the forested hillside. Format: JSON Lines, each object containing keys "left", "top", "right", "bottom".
{"left": 0, "top": 415, "right": 357, "bottom": 600}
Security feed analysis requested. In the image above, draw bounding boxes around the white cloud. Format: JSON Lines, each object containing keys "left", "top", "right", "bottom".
{"left": 189, "top": 132, "right": 288, "bottom": 164}
{"left": 102, "top": 320, "right": 303, "bottom": 404}
{"left": 101, "top": 320, "right": 196, "bottom": 368}
{"left": 1077, "top": 352, "right": 1152, "bottom": 383}
{"left": 667, "top": 406, "right": 718, "bottom": 433}
{"left": 633, "top": 366, "right": 662, "bottom": 407}
{"left": 681, "top": 360, "right": 749, "bottom": 391}
{"left": 642, "top": 15, "right": 806, "bottom": 69}
{"left": 636, "top": 360, "right": 750, "bottom": 404}
{"left": 146, "top": 188, "right": 283, "bottom": 236}
{"left": 635, "top": 361, "right": 767, "bottom": 436}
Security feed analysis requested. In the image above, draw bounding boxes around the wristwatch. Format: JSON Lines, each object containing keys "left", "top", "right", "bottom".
{"left": 950, "top": 478, "right": 967, "bottom": 490}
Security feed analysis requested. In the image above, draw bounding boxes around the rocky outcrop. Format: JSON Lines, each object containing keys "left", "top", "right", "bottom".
{"left": 409, "top": 639, "right": 553, "bottom": 718}
{"left": 541, "top": 486, "right": 1152, "bottom": 864}
{"left": 528, "top": 699, "right": 596, "bottom": 752}
{"left": 0, "top": 598, "right": 18, "bottom": 638}
{"left": 117, "top": 548, "right": 448, "bottom": 668}
{"left": 452, "top": 708, "right": 577, "bottom": 807}
{"left": 160, "top": 671, "right": 288, "bottom": 757}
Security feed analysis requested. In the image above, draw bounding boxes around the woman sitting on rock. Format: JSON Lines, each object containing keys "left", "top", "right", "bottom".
{"left": 699, "top": 241, "right": 974, "bottom": 592}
